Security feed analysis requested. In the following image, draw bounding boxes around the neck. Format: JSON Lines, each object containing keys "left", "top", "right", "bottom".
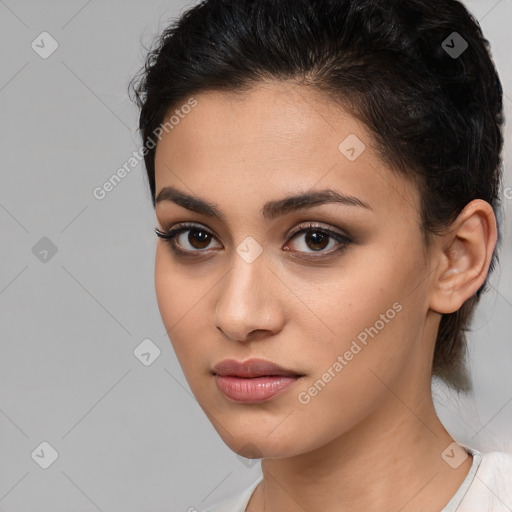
{"left": 250, "top": 389, "right": 473, "bottom": 512}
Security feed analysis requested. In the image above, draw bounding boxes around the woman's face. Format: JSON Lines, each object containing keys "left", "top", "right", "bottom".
{"left": 153, "top": 82, "right": 439, "bottom": 459}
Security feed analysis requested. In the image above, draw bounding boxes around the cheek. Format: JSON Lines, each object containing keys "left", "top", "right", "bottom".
{"left": 304, "top": 242, "right": 425, "bottom": 379}
{"left": 154, "top": 250, "right": 176, "bottom": 327}
{"left": 287, "top": 303, "right": 415, "bottom": 447}
{"left": 154, "top": 249, "right": 215, "bottom": 373}
{"left": 154, "top": 247, "right": 202, "bottom": 324}
{"left": 154, "top": 251, "right": 194, "bottom": 357}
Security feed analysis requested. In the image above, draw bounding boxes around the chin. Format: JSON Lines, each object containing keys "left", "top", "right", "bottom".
{"left": 214, "top": 425, "right": 306, "bottom": 460}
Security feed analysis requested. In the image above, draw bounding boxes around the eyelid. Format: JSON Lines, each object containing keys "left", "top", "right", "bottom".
{"left": 285, "top": 222, "right": 353, "bottom": 257}
{"left": 287, "top": 221, "right": 349, "bottom": 240}
{"left": 155, "top": 222, "right": 222, "bottom": 254}
{"left": 155, "top": 221, "right": 353, "bottom": 256}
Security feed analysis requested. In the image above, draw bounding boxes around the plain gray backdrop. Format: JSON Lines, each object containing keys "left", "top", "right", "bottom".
{"left": 0, "top": 0, "right": 511, "bottom": 511}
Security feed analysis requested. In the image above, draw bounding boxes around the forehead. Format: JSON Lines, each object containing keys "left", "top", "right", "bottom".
{"left": 154, "top": 82, "right": 419, "bottom": 222}
{"left": 156, "top": 82, "right": 357, "bottom": 169}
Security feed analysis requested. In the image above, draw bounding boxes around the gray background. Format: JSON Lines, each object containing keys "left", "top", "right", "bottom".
{"left": 0, "top": 0, "right": 511, "bottom": 511}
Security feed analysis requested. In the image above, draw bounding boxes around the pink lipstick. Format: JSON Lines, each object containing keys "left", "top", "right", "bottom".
{"left": 212, "top": 358, "right": 303, "bottom": 403}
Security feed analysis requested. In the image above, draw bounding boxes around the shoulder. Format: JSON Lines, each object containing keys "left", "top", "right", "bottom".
{"left": 478, "top": 450, "right": 512, "bottom": 484}
{"left": 480, "top": 450, "right": 512, "bottom": 467}
{"left": 458, "top": 450, "right": 512, "bottom": 512}
{"left": 202, "top": 476, "right": 262, "bottom": 512}
{"left": 477, "top": 452, "right": 512, "bottom": 480}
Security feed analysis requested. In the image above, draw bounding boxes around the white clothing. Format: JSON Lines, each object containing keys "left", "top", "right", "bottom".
{"left": 204, "top": 444, "right": 512, "bottom": 511}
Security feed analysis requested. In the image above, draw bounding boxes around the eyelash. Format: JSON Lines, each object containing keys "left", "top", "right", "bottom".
{"left": 154, "top": 222, "right": 353, "bottom": 259}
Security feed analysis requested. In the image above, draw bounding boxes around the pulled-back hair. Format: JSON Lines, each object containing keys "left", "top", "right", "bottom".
{"left": 129, "top": 0, "right": 504, "bottom": 392}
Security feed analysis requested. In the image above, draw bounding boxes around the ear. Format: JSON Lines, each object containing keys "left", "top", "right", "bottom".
{"left": 429, "top": 199, "right": 497, "bottom": 315}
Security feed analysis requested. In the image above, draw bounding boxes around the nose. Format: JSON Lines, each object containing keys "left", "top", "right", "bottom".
{"left": 213, "top": 253, "right": 285, "bottom": 343}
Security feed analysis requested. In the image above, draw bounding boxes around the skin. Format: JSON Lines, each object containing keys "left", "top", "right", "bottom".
{"left": 153, "top": 81, "right": 497, "bottom": 511}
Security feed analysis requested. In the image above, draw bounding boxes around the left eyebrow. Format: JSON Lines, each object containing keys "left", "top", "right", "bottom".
{"left": 261, "top": 188, "right": 372, "bottom": 220}
{"left": 155, "top": 186, "right": 372, "bottom": 221}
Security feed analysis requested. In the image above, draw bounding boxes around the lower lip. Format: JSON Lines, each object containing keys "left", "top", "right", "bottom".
{"left": 214, "top": 375, "right": 301, "bottom": 403}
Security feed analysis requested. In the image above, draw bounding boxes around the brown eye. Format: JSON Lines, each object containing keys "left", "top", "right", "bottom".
{"left": 286, "top": 223, "right": 352, "bottom": 255}
{"left": 154, "top": 221, "right": 352, "bottom": 259}
{"left": 154, "top": 223, "right": 222, "bottom": 253}
{"left": 184, "top": 229, "right": 213, "bottom": 249}
{"left": 303, "top": 230, "right": 330, "bottom": 251}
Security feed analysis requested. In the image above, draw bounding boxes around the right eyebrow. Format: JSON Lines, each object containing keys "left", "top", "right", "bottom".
{"left": 261, "top": 188, "right": 372, "bottom": 220}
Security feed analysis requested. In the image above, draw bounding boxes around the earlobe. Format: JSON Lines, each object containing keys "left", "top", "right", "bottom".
{"left": 429, "top": 199, "right": 497, "bottom": 315}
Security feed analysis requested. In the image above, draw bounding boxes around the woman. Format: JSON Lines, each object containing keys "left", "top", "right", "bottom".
{"left": 129, "top": 0, "right": 512, "bottom": 510}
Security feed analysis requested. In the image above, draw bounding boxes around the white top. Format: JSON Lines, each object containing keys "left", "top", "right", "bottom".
{"left": 204, "top": 444, "right": 512, "bottom": 511}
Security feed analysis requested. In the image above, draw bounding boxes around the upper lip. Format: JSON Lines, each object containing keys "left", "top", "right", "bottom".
{"left": 212, "top": 358, "right": 303, "bottom": 378}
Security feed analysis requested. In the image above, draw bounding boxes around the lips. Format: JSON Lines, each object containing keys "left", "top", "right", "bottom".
{"left": 212, "top": 358, "right": 302, "bottom": 378}
{"left": 212, "top": 358, "right": 304, "bottom": 403}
